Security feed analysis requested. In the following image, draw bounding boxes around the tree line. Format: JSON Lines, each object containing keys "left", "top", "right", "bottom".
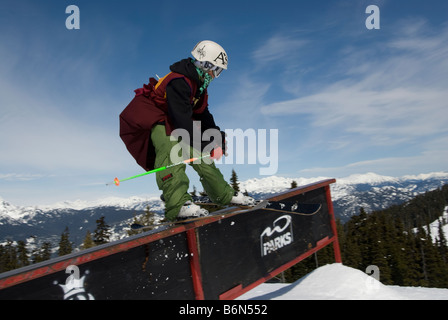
{"left": 283, "top": 184, "right": 448, "bottom": 288}
{"left": 0, "top": 216, "right": 111, "bottom": 273}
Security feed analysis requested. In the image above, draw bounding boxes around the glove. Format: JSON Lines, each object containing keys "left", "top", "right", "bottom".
{"left": 210, "top": 147, "right": 224, "bottom": 161}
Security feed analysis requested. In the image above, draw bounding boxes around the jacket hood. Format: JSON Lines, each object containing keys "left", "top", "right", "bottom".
{"left": 169, "top": 58, "right": 201, "bottom": 86}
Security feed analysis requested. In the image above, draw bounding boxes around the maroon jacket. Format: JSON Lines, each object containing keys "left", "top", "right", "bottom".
{"left": 119, "top": 59, "right": 220, "bottom": 171}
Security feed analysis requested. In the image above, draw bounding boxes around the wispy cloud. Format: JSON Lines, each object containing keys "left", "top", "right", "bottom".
{"left": 259, "top": 21, "right": 448, "bottom": 147}
{"left": 261, "top": 85, "right": 447, "bottom": 144}
{"left": 252, "top": 34, "right": 308, "bottom": 66}
{"left": 299, "top": 145, "right": 448, "bottom": 178}
{"left": 0, "top": 173, "right": 48, "bottom": 182}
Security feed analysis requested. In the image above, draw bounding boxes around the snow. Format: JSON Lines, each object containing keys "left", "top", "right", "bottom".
{"left": 239, "top": 171, "right": 448, "bottom": 201}
{"left": 403, "top": 172, "right": 448, "bottom": 181}
{"left": 0, "top": 195, "right": 161, "bottom": 220}
{"left": 238, "top": 263, "right": 448, "bottom": 300}
{"left": 338, "top": 172, "right": 399, "bottom": 185}
{"left": 37, "top": 195, "right": 160, "bottom": 211}
{"left": 239, "top": 175, "right": 330, "bottom": 194}
{"left": 0, "top": 198, "right": 40, "bottom": 222}
{"left": 414, "top": 206, "right": 448, "bottom": 243}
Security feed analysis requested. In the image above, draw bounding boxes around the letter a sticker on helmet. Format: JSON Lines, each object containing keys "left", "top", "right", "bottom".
{"left": 197, "top": 45, "right": 206, "bottom": 60}
{"left": 214, "top": 52, "right": 228, "bottom": 66}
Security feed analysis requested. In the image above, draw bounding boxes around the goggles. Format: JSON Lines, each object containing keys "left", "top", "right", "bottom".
{"left": 202, "top": 61, "right": 224, "bottom": 78}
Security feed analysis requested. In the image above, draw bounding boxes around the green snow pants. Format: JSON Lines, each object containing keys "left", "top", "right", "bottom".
{"left": 151, "top": 124, "right": 234, "bottom": 221}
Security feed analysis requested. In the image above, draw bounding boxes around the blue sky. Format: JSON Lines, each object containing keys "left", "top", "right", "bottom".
{"left": 0, "top": 0, "right": 447, "bottom": 206}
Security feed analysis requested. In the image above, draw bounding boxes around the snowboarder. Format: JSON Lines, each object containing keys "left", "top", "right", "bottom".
{"left": 119, "top": 40, "right": 254, "bottom": 221}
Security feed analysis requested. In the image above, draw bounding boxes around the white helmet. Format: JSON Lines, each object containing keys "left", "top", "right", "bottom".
{"left": 192, "top": 40, "right": 228, "bottom": 77}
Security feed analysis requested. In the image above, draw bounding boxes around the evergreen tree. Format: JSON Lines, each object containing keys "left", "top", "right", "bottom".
{"left": 388, "top": 217, "right": 414, "bottom": 285}
{"left": 16, "top": 240, "right": 29, "bottom": 268}
{"left": 230, "top": 169, "right": 240, "bottom": 193}
{"left": 93, "top": 216, "right": 111, "bottom": 245}
{"left": 436, "top": 219, "right": 448, "bottom": 264}
{"left": 415, "top": 226, "right": 430, "bottom": 286}
{"left": 81, "top": 230, "right": 95, "bottom": 250}
{"left": 1, "top": 240, "right": 18, "bottom": 272}
{"left": 0, "top": 244, "right": 5, "bottom": 273}
{"left": 58, "top": 226, "right": 73, "bottom": 256}
{"left": 32, "top": 241, "right": 52, "bottom": 264}
{"left": 419, "top": 223, "right": 448, "bottom": 288}
{"left": 128, "top": 205, "right": 158, "bottom": 235}
{"left": 342, "top": 208, "right": 368, "bottom": 269}
{"left": 403, "top": 232, "right": 426, "bottom": 286}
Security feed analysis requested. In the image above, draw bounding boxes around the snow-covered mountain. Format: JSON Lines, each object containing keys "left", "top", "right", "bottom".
{"left": 1, "top": 171, "right": 448, "bottom": 248}
{"left": 0, "top": 195, "right": 164, "bottom": 247}
{"left": 240, "top": 172, "right": 448, "bottom": 222}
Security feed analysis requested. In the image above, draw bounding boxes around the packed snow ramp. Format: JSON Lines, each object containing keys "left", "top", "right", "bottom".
{"left": 0, "top": 179, "right": 339, "bottom": 300}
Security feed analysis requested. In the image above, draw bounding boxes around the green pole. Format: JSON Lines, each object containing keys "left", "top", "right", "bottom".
{"left": 107, "top": 154, "right": 210, "bottom": 186}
